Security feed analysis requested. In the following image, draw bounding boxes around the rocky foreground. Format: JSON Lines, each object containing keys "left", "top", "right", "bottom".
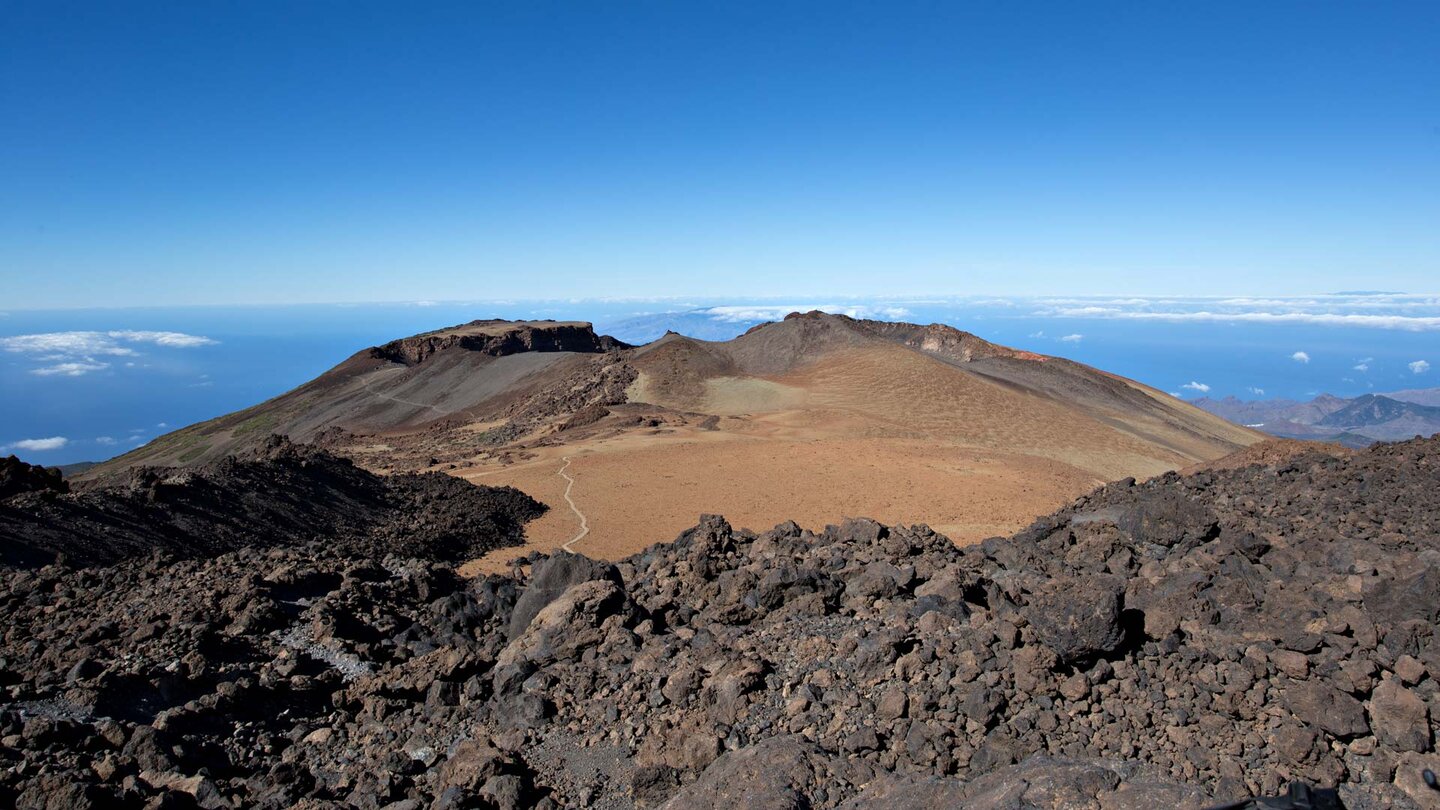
{"left": 4, "top": 438, "right": 1440, "bottom": 807}
{"left": 0, "top": 436, "right": 545, "bottom": 569}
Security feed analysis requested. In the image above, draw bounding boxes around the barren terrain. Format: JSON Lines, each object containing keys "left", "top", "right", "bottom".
{"left": 6, "top": 435, "right": 1439, "bottom": 808}
{"left": 457, "top": 429, "right": 1106, "bottom": 575}
{"left": 91, "top": 313, "right": 1261, "bottom": 569}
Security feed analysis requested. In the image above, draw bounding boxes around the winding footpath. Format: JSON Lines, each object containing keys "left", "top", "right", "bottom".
{"left": 557, "top": 455, "right": 589, "bottom": 552}
{"left": 358, "top": 374, "right": 452, "bottom": 418}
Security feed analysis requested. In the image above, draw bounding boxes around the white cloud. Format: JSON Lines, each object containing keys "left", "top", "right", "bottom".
{"left": 1, "top": 333, "right": 135, "bottom": 356}
{"left": 0, "top": 330, "right": 215, "bottom": 378}
{"left": 702, "top": 305, "right": 911, "bottom": 323}
{"left": 95, "top": 436, "right": 116, "bottom": 445}
{"left": 1182, "top": 381, "right": 1211, "bottom": 393}
{"left": 1411, "top": 360, "right": 1431, "bottom": 374}
{"left": 1291, "top": 351, "right": 1310, "bottom": 364}
{"left": 32, "top": 361, "right": 110, "bottom": 377}
{"left": 1037, "top": 297, "right": 1160, "bottom": 307}
{"left": 1059, "top": 334, "right": 1083, "bottom": 343}
{"left": 0, "top": 330, "right": 214, "bottom": 355}
{"left": 1040, "top": 307, "right": 1440, "bottom": 331}
{"left": 108, "top": 330, "right": 216, "bottom": 348}
{"left": 1247, "top": 387, "right": 1266, "bottom": 396}
{"left": 156, "top": 422, "right": 168, "bottom": 428}
{"left": 1028, "top": 331, "right": 1045, "bottom": 338}
{"left": 4, "top": 436, "right": 69, "bottom": 452}
{"left": 1352, "top": 361, "right": 1370, "bottom": 372}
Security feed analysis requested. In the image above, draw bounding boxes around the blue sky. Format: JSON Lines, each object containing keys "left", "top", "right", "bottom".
{"left": 2, "top": 1, "right": 1438, "bottom": 307}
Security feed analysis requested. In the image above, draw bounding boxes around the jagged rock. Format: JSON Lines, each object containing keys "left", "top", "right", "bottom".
{"left": 1023, "top": 574, "right": 1127, "bottom": 663}
{"left": 1369, "top": 679, "right": 1432, "bottom": 752}
{"left": 0, "top": 456, "right": 67, "bottom": 500}
{"left": 1284, "top": 681, "right": 1370, "bottom": 738}
{"left": 497, "top": 579, "right": 630, "bottom": 670}
{"left": 1116, "top": 493, "right": 1217, "bottom": 549}
{"left": 959, "top": 757, "right": 1124, "bottom": 808}
{"left": 435, "top": 739, "right": 508, "bottom": 793}
{"left": 1368, "top": 564, "right": 1440, "bottom": 626}
{"left": 1391, "top": 752, "right": 1440, "bottom": 807}
{"left": 506, "top": 552, "right": 620, "bottom": 640}
{"left": 138, "top": 770, "right": 229, "bottom": 809}
{"left": 659, "top": 737, "right": 869, "bottom": 810}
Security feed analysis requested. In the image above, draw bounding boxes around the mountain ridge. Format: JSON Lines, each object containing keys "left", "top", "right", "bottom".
{"left": 87, "top": 312, "right": 1260, "bottom": 558}
{"left": 1193, "top": 388, "right": 1440, "bottom": 445}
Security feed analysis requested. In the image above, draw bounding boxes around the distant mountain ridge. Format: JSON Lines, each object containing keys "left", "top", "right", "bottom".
{"left": 1192, "top": 387, "right": 1440, "bottom": 446}
{"left": 1318, "top": 393, "right": 1440, "bottom": 427}
{"left": 1384, "top": 386, "right": 1440, "bottom": 407}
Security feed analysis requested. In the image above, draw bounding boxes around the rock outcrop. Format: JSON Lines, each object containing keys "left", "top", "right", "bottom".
{"left": 370, "top": 320, "right": 631, "bottom": 367}
{"left": 0, "top": 455, "right": 67, "bottom": 500}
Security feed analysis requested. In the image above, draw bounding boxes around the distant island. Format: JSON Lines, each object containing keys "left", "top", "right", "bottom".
{"left": 1192, "top": 388, "right": 1440, "bottom": 447}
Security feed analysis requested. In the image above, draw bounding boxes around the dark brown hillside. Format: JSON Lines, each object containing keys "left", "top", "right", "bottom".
{"left": 1, "top": 436, "right": 545, "bottom": 568}
{"left": 86, "top": 320, "right": 631, "bottom": 473}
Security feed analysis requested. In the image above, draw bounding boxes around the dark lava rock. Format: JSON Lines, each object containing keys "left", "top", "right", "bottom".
{"left": 0, "top": 436, "right": 545, "bottom": 568}
{"left": 659, "top": 736, "right": 868, "bottom": 810}
{"left": 1283, "top": 681, "right": 1370, "bottom": 738}
{"left": 506, "top": 551, "right": 621, "bottom": 640}
{"left": 1022, "top": 573, "right": 1127, "bottom": 663}
{"left": 0, "top": 455, "right": 67, "bottom": 500}
{"left": 6, "top": 434, "right": 1440, "bottom": 808}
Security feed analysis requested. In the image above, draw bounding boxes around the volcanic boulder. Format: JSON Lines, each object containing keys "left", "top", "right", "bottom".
{"left": 1021, "top": 574, "right": 1128, "bottom": 664}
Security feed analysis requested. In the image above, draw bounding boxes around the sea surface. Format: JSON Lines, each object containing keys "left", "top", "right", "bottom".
{"left": 4, "top": 294, "right": 1438, "bottom": 465}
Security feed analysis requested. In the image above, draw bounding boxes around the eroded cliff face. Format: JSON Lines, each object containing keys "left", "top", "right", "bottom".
{"left": 369, "top": 321, "right": 631, "bottom": 367}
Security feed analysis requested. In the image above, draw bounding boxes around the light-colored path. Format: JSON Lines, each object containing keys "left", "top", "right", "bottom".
{"left": 359, "top": 373, "right": 452, "bottom": 417}
{"left": 557, "top": 455, "right": 589, "bottom": 552}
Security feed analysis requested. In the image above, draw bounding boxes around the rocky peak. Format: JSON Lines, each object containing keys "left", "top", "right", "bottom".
{"left": 0, "top": 455, "right": 68, "bottom": 500}
{"left": 850, "top": 318, "right": 1048, "bottom": 363}
{"left": 369, "top": 320, "right": 630, "bottom": 367}
{"left": 732, "top": 312, "right": 1051, "bottom": 369}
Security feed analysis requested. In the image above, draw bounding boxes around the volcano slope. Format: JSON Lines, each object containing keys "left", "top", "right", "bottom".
{"left": 5, "top": 436, "right": 1440, "bottom": 807}
{"left": 88, "top": 313, "right": 1259, "bottom": 565}
{"left": 86, "top": 320, "right": 634, "bottom": 471}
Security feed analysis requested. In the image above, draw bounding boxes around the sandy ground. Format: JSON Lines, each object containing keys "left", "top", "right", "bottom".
{"left": 455, "top": 423, "right": 1106, "bottom": 576}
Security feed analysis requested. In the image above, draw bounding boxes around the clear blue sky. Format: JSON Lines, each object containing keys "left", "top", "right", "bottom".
{"left": 3, "top": 1, "right": 1437, "bottom": 308}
